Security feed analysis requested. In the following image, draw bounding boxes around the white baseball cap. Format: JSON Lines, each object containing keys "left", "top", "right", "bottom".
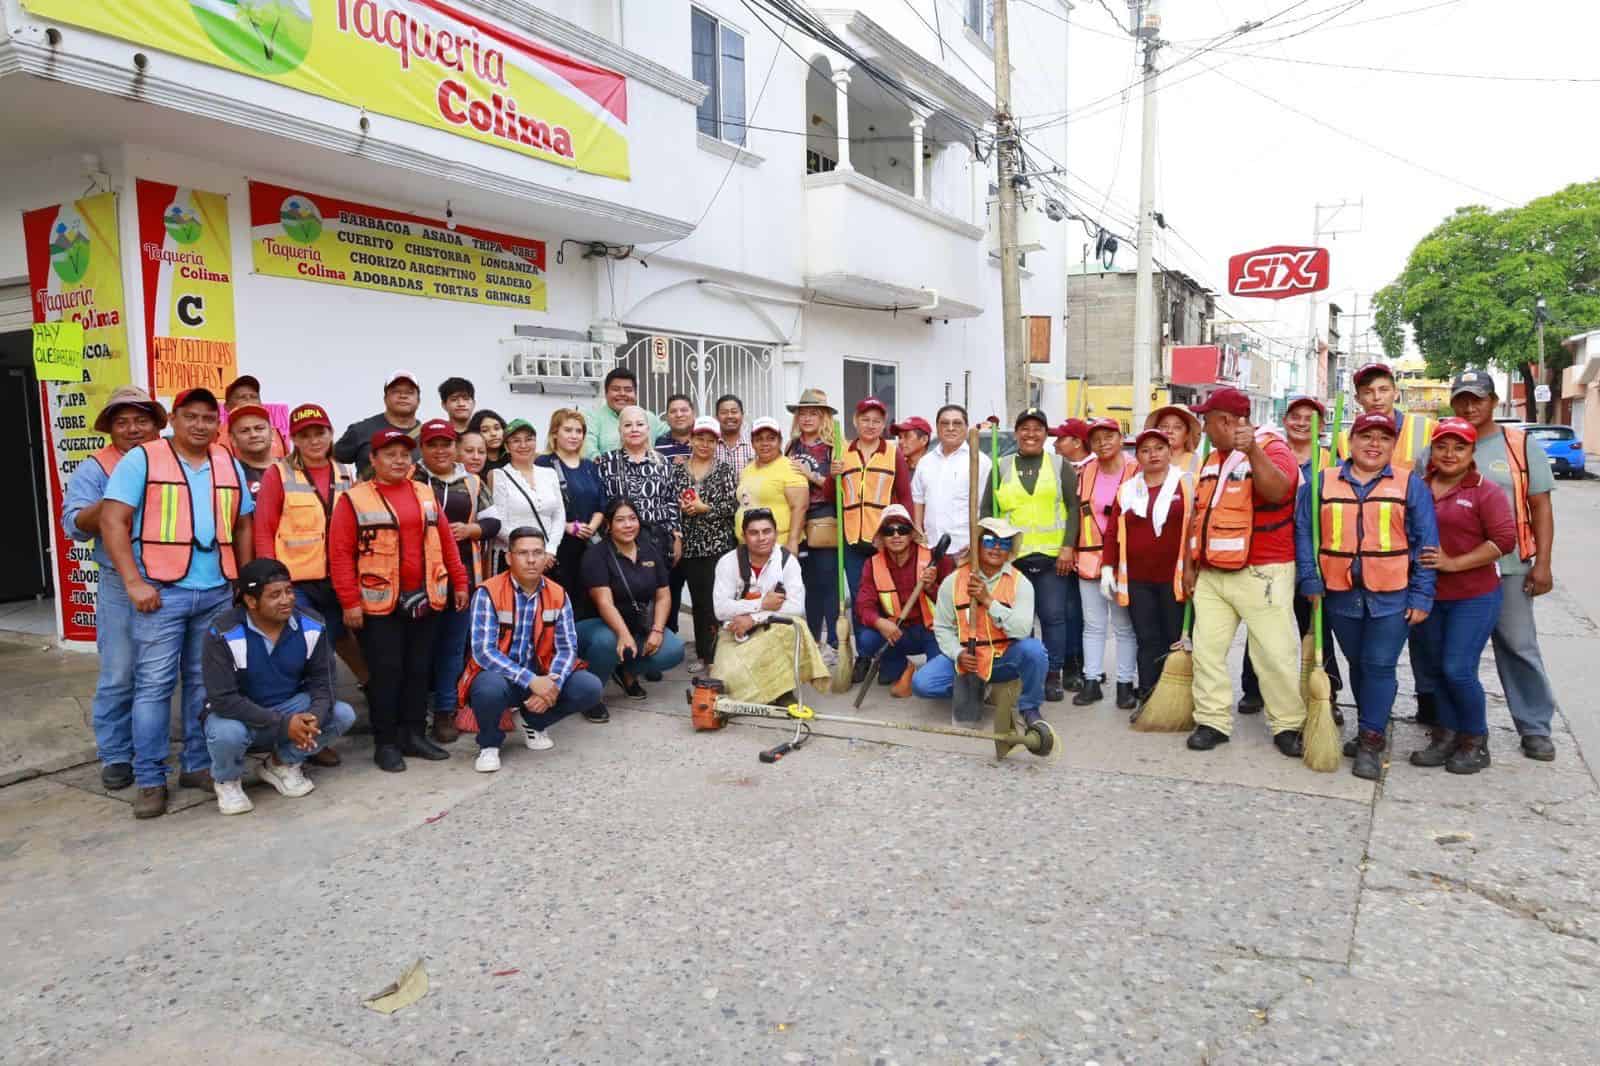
{"left": 750, "top": 416, "right": 782, "bottom": 437}
{"left": 384, "top": 369, "right": 419, "bottom": 390}
{"left": 691, "top": 415, "right": 720, "bottom": 436}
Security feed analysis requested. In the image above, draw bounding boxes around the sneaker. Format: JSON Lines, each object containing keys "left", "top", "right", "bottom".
{"left": 215, "top": 779, "right": 253, "bottom": 815}
{"left": 687, "top": 660, "right": 707, "bottom": 675}
{"left": 520, "top": 723, "right": 555, "bottom": 751}
{"left": 257, "top": 757, "right": 315, "bottom": 798}
{"left": 474, "top": 747, "right": 502, "bottom": 773}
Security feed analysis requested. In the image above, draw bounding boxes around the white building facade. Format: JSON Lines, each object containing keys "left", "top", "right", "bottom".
{"left": 0, "top": 0, "right": 1073, "bottom": 641}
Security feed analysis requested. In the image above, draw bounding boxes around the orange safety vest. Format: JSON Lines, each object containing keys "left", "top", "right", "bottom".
{"left": 135, "top": 440, "right": 243, "bottom": 583}
{"left": 952, "top": 564, "right": 1018, "bottom": 681}
{"left": 417, "top": 469, "right": 487, "bottom": 586}
{"left": 1500, "top": 426, "right": 1539, "bottom": 562}
{"left": 840, "top": 440, "right": 899, "bottom": 544}
{"left": 273, "top": 458, "right": 354, "bottom": 582}
{"left": 871, "top": 546, "right": 935, "bottom": 627}
{"left": 1114, "top": 477, "right": 1194, "bottom": 607}
{"left": 455, "top": 571, "right": 568, "bottom": 729}
{"left": 88, "top": 443, "right": 125, "bottom": 477}
{"left": 1074, "top": 457, "right": 1138, "bottom": 579}
{"left": 1189, "top": 449, "right": 1294, "bottom": 571}
{"left": 1318, "top": 469, "right": 1410, "bottom": 594}
{"left": 345, "top": 479, "right": 449, "bottom": 616}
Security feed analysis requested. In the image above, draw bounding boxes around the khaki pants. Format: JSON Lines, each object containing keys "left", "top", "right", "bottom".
{"left": 1191, "top": 563, "right": 1307, "bottom": 736}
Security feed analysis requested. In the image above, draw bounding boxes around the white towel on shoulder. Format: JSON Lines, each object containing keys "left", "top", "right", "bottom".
{"left": 1118, "top": 464, "right": 1185, "bottom": 537}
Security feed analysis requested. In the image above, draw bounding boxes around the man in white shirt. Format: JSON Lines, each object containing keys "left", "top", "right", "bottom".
{"left": 912, "top": 404, "right": 991, "bottom": 562}
{"left": 710, "top": 509, "right": 824, "bottom": 703}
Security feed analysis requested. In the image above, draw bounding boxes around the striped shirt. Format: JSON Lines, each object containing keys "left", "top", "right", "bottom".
{"left": 468, "top": 578, "right": 578, "bottom": 691}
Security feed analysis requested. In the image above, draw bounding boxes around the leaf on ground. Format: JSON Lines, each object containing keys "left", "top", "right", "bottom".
{"left": 363, "top": 959, "right": 429, "bottom": 1014}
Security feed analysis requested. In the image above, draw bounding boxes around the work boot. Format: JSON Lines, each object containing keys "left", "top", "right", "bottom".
{"left": 1062, "top": 659, "right": 1085, "bottom": 693}
{"left": 851, "top": 658, "right": 870, "bottom": 685}
{"left": 1273, "top": 730, "right": 1305, "bottom": 757}
{"left": 1413, "top": 692, "right": 1439, "bottom": 726}
{"left": 1351, "top": 730, "right": 1386, "bottom": 780}
{"left": 431, "top": 712, "right": 461, "bottom": 745}
{"left": 1186, "top": 724, "right": 1229, "bottom": 750}
{"left": 1520, "top": 735, "right": 1556, "bottom": 762}
{"left": 1342, "top": 731, "right": 1386, "bottom": 758}
{"left": 1044, "top": 670, "right": 1065, "bottom": 703}
{"left": 100, "top": 762, "right": 133, "bottom": 791}
{"left": 401, "top": 731, "right": 450, "bottom": 761}
{"left": 1446, "top": 734, "right": 1490, "bottom": 775}
{"left": 309, "top": 747, "right": 341, "bottom": 767}
{"left": 1072, "top": 678, "right": 1104, "bottom": 706}
{"left": 1237, "top": 694, "right": 1264, "bottom": 715}
{"left": 891, "top": 664, "right": 916, "bottom": 699}
{"left": 178, "top": 768, "right": 215, "bottom": 793}
{"left": 374, "top": 744, "right": 406, "bottom": 773}
{"left": 1115, "top": 682, "right": 1137, "bottom": 710}
{"left": 1409, "top": 727, "right": 1458, "bottom": 768}
{"left": 133, "top": 785, "right": 168, "bottom": 820}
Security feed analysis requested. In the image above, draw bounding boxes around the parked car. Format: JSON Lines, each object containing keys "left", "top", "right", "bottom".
{"left": 1523, "top": 425, "right": 1586, "bottom": 478}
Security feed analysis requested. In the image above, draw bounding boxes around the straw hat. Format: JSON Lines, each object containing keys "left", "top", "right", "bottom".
{"left": 785, "top": 387, "right": 837, "bottom": 414}
{"left": 1144, "top": 404, "right": 1202, "bottom": 446}
{"left": 94, "top": 385, "right": 167, "bottom": 433}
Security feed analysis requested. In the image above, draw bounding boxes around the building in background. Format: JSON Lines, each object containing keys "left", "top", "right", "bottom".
{"left": 1394, "top": 356, "right": 1450, "bottom": 416}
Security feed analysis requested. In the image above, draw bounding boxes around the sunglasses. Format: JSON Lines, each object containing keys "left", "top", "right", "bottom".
{"left": 881, "top": 524, "right": 913, "bottom": 536}
{"left": 980, "top": 535, "right": 1015, "bottom": 549}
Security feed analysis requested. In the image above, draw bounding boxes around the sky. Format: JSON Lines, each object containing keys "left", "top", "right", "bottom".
{"left": 1047, "top": 0, "right": 1600, "bottom": 363}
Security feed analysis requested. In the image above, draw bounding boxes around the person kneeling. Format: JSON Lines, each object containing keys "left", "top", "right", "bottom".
{"left": 915, "top": 517, "right": 1049, "bottom": 726}
{"left": 711, "top": 508, "right": 829, "bottom": 703}
{"left": 456, "top": 527, "right": 605, "bottom": 773}
{"left": 854, "top": 504, "right": 943, "bottom": 697}
{"left": 200, "top": 560, "right": 356, "bottom": 815}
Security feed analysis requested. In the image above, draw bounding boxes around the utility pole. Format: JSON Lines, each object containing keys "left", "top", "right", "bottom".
{"left": 1304, "top": 198, "right": 1362, "bottom": 399}
{"left": 991, "top": 0, "right": 1027, "bottom": 417}
{"left": 1535, "top": 294, "right": 1549, "bottom": 422}
{"left": 1129, "top": 0, "right": 1161, "bottom": 432}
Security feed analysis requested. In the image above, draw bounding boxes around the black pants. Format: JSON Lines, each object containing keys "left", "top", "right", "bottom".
{"left": 1241, "top": 593, "right": 1342, "bottom": 700}
{"left": 360, "top": 611, "right": 438, "bottom": 747}
{"left": 1127, "top": 580, "right": 1184, "bottom": 693}
{"left": 677, "top": 555, "right": 720, "bottom": 664}
{"left": 553, "top": 535, "right": 588, "bottom": 600}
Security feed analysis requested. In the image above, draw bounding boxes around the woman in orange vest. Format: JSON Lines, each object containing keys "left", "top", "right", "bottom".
{"left": 1074, "top": 417, "right": 1140, "bottom": 708}
{"left": 329, "top": 427, "right": 470, "bottom": 773}
{"left": 1101, "top": 430, "right": 1192, "bottom": 706}
{"left": 1295, "top": 412, "right": 1438, "bottom": 781}
{"left": 839, "top": 397, "right": 913, "bottom": 676}
{"left": 854, "top": 504, "right": 943, "bottom": 697}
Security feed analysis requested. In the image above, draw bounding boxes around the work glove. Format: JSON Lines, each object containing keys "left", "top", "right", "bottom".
{"left": 1100, "top": 569, "right": 1117, "bottom": 602}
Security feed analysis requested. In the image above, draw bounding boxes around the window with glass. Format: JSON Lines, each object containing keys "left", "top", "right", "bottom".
{"left": 843, "top": 358, "right": 898, "bottom": 421}
{"left": 692, "top": 8, "right": 747, "bottom": 145}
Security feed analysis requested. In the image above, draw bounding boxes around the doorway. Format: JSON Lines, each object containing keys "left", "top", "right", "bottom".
{"left": 0, "top": 328, "right": 54, "bottom": 605}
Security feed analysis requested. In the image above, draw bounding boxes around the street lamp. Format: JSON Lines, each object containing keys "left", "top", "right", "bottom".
{"left": 1534, "top": 295, "right": 1549, "bottom": 418}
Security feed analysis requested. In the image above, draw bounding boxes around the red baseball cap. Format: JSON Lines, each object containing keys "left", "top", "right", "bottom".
{"left": 224, "top": 374, "right": 261, "bottom": 401}
{"left": 369, "top": 426, "right": 415, "bottom": 453}
{"left": 1352, "top": 362, "right": 1395, "bottom": 388}
{"left": 420, "top": 418, "right": 457, "bottom": 444}
{"left": 1431, "top": 417, "right": 1477, "bottom": 445}
{"left": 1349, "top": 411, "right": 1399, "bottom": 438}
{"left": 1050, "top": 418, "right": 1090, "bottom": 441}
{"left": 1133, "top": 428, "right": 1170, "bottom": 450}
{"left": 892, "top": 416, "right": 931, "bottom": 436}
{"left": 1192, "top": 387, "right": 1251, "bottom": 417}
{"left": 288, "top": 403, "right": 333, "bottom": 434}
{"left": 1087, "top": 417, "right": 1123, "bottom": 437}
{"left": 226, "top": 403, "right": 271, "bottom": 424}
{"left": 855, "top": 396, "right": 887, "bottom": 416}
{"left": 1285, "top": 395, "right": 1327, "bottom": 419}
{"left": 173, "top": 387, "right": 219, "bottom": 410}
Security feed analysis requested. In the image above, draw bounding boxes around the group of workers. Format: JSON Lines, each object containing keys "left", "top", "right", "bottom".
{"left": 63, "top": 357, "right": 1560, "bottom": 819}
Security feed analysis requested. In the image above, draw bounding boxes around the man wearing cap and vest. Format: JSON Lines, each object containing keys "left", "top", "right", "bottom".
{"left": 1445, "top": 369, "right": 1560, "bottom": 761}
{"left": 1073, "top": 417, "right": 1140, "bottom": 707}
{"left": 223, "top": 375, "right": 288, "bottom": 462}
{"left": 456, "top": 526, "right": 605, "bottom": 773}
{"left": 914, "top": 517, "right": 1049, "bottom": 725}
{"left": 842, "top": 396, "right": 914, "bottom": 678}
{"left": 855, "top": 504, "right": 943, "bottom": 697}
{"left": 63, "top": 385, "right": 167, "bottom": 793}
{"left": 1183, "top": 387, "right": 1308, "bottom": 755}
{"left": 982, "top": 408, "right": 1082, "bottom": 701}
{"left": 330, "top": 427, "right": 470, "bottom": 772}
{"left": 1296, "top": 412, "right": 1437, "bottom": 780}
{"left": 227, "top": 402, "right": 279, "bottom": 498}
{"left": 1341, "top": 363, "right": 1436, "bottom": 473}
{"left": 334, "top": 369, "right": 423, "bottom": 478}
{"left": 99, "top": 387, "right": 256, "bottom": 819}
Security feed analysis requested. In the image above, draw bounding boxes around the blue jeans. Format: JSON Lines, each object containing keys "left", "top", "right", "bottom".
{"left": 203, "top": 693, "right": 357, "bottom": 782}
{"left": 800, "top": 544, "right": 840, "bottom": 649}
{"left": 912, "top": 637, "right": 1049, "bottom": 716}
{"left": 856, "top": 622, "right": 942, "bottom": 683}
{"left": 91, "top": 567, "right": 137, "bottom": 767}
{"left": 467, "top": 669, "right": 605, "bottom": 748}
{"left": 574, "top": 618, "right": 686, "bottom": 684}
{"left": 843, "top": 544, "right": 875, "bottom": 644}
{"left": 429, "top": 599, "right": 473, "bottom": 714}
{"left": 1328, "top": 606, "right": 1412, "bottom": 735}
{"left": 130, "top": 584, "right": 232, "bottom": 787}
{"left": 1412, "top": 587, "right": 1502, "bottom": 737}
{"left": 1017, "top": 555, "right": 1079, "bottom": 672}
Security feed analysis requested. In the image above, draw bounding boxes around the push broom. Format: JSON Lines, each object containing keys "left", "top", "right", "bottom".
{"left": 1302, "top": 408, "right": 1341, "bottom": 772}
{"left": 1131, "top": 437, "right": 1210, "bottom": 732}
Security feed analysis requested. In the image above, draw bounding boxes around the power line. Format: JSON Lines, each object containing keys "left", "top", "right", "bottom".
{"left": 1176, "top": 46, "right": 1600, "bottom": 84}
{"left": 896, "top": 0, "right": 995, "bottom": 94}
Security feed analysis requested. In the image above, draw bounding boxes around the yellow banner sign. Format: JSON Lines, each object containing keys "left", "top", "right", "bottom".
{"left": 249, "top": 180, "right": 547, "bottom": 310}
{"left": 23, "top": 0, "right": 630, "bottom": 180}
{"left": 137, "top": 182, "right": 239, "bottom": 406}
{"left": 32, "top": 321, "right": 85, "bottom": 382}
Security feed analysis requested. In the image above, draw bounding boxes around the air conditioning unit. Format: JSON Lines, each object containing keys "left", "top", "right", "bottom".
{"left": 502, "top": 335, "right": 612, "bottom": 396}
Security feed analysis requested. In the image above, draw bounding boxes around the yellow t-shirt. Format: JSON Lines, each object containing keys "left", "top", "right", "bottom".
{"left": 735, "top": 458, "right": 810, "bottom": 543}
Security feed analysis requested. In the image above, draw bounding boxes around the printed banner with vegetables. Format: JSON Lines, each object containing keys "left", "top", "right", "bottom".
{"left": 136, "top": 181, "right": 239, "bottom": 408}
{"left": 22, "top": 0, "right": 630, "bottom": 179}
{"left": 248, "top": 180, "right": 547, "bottom": 310}
{"left": 21, "top": 192, "right": 134, "bottom": 644}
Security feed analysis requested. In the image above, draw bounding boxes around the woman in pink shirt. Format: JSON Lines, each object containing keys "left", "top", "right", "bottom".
{"left": 1411, "top": 418, "right": 1518, "bottom": 775}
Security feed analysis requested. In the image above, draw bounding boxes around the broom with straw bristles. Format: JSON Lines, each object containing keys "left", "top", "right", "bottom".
{"left": 1131, "top": 437, "right": 1211, "bottom": 732}
{"left": 1302, "top": 409, "right": 1341, "bottom": 772}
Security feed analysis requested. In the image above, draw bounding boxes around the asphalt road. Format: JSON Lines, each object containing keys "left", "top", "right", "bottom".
{"left": 2, "top": 482, "right": 1596, "bottom": 1065}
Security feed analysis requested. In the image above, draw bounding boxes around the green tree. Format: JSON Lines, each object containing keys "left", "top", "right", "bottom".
{"left": 1373, "top": 180, "right": 1600, "bottom": 422}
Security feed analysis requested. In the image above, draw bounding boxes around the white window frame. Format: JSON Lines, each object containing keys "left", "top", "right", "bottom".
{"left": 691, "top": 6, "right": 748, "bottom": 146}
{"left": 843, "top": 357, "right": 899, "bottom": 421}
{"left": 963, "top": 0, "right": 996, "bottom": 46}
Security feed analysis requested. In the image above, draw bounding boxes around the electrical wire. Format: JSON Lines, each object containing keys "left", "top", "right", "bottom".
{"left": 1172, "top": 46, "right": 1600, "bottom": 84}
{"left": 895, "top": 0, "right": 995, "bottom": 94}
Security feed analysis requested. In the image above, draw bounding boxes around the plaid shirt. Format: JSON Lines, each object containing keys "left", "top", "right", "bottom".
{"left": 468, "top": 578, "right": 578, "bottom": 690}
{"left": 717, "top": 434, "right": 755, "bottom": 479}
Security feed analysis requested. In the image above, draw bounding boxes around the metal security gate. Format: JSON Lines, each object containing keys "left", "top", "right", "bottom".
{"left": 618, "top": 329, "right": 776, "bottom": 420}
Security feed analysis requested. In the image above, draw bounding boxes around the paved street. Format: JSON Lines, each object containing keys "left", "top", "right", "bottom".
{"left": 1, "top": 484, "right": 1596, "bottom": 1065}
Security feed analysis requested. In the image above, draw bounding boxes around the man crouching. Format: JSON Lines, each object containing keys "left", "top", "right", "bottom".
{"left": 711, "top": 508, "right": 830, "bottom": 703}
{"left": 201, "top": 559, "right": 356, "bottom": 815}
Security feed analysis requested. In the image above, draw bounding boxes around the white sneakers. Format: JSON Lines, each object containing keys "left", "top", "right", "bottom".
{"left": 474, "top": 747, "right": 501, "bottom": 773}
{"left": 257, "top": 757, "right": 315, "bottom": 798}
{"left": 518, "top": 721, "right": 555, "bottom": 751}
{"left": 215, "top": 779, "right": 253, "bottom": 815}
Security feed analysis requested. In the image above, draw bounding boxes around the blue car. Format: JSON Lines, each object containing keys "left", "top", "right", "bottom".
{"left": 1525, "top": 424, "right": 1586, "bottom": 478}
